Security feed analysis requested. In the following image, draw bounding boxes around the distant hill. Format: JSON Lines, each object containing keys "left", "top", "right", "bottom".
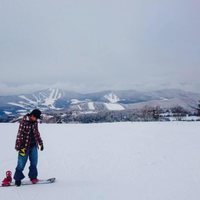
{"left": 0, "top": 88, "right": 199, "bottom": 119}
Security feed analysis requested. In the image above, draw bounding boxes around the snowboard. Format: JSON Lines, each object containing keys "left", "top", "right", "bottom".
{"left": 1, "top": 178, "right": 56, "bottom": 187}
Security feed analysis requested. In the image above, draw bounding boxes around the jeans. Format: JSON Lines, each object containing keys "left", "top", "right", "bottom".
{"left": 14, "top": 146, "right": 38, "bottom": 181}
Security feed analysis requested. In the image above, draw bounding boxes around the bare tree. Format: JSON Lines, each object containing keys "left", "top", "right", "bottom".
{"left": 197, "top": 100, "right": 200, "bottom": 117}
{"left": 171, "top": 106, "right": 186, "bottom": 121}
{"left": 141, "top": 106, "right": 154, "bottom": 121}
{"left": 153, "top": 106, "right": 161, "bottom": 121}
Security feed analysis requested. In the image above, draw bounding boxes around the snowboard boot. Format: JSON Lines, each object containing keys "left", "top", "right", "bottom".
{"left": 2, "top": 178, "right": 11, "bottom": 186}
{"left": 2, "top": 171, "right": 12, "bottom": 186}
{"left": 30, "top": 178, "right": 39, "bottom": 184}
{"left": 15, "top": 180, "right": 21, "bottom": 187}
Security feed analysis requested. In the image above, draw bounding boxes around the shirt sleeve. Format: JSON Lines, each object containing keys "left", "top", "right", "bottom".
{"left": 15, "top": 121, "right": 25, "bottom": 150}
{"left": 35, "top": 123, "right": 43, "bottom": 146}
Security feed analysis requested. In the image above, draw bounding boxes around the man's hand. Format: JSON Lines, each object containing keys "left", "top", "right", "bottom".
{"left": 19, "top": 148, "right": 26, "bottom": 157}
{"left": 40, "top": 144, "right": 44, "bottom": 151}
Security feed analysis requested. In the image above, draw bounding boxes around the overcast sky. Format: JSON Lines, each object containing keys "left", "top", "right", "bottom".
{"left": 0, "top": 0, "right": 199, "bottom": 95}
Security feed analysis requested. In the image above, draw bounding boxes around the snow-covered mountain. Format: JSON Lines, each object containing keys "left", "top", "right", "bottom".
{"left": 0, "top": 88, "right": 200, "bottom": 117}
{"left": 0, "top": 88, "right": 65, "bottom": 117}
{"left": 9, "top": 88, "right": 65, "bottom": 110}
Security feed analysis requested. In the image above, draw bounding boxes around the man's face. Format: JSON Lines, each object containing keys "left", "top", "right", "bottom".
{"left": 29, "top": 115, "right": 37, "bottom": 122}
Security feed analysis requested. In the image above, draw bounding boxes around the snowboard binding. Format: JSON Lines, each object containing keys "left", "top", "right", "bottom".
{"left": 2, "top": 171, "right": 12, "bottom": 186}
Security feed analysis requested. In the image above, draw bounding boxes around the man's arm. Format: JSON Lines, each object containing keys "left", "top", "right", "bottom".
{"left": 35, "top": 123, "right": 43, "bottom": 147}
{"left": 15, "top": 121, "right": 25, "bottom": 151}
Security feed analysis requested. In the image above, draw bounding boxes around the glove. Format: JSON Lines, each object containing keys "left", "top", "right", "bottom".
{"left": 40, "top": 144, "right": 44, "bottom": 151}
{"left": 19, "top": 148, "right": 26, "bottom": 157}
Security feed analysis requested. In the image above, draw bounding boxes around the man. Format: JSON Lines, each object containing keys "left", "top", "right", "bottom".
{"left": 14, "top": 109, "right": 44, "bottom": 186}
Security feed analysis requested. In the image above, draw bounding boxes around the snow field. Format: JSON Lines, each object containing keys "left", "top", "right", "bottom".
{"left": 0, "top": 122, "right": 200, "bottom": 200}
{"left": 104, "top": 93, "right": 120, "bottom": 103}
{"left": 88, "top": 102, "right": 95, "bottom": 110}
{"left": 104, "top": 103, "right": 125, "bottom": 110}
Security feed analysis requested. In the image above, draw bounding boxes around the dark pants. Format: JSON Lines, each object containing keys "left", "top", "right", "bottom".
{"left": 14, "top": 146, "right": 38, "bottom": 181}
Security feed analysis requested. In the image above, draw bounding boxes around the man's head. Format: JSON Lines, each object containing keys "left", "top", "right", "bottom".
{"left": 29, "top": 109, "right": 42, "bottom": 122}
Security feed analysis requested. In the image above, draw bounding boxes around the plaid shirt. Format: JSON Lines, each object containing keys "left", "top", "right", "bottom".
{"left": 15, "top": 115, "right": 43, "bottom": 151}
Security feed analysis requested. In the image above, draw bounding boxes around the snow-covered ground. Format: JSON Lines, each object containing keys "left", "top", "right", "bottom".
{"left": 104, "top": 103, "right": 125, "bottom": 110}
{"left": 71, "top": 99, "right": 84, "bottom": 105}
{"left": 0, "top": 122, "right": 200, "bottom": 200}
{"left": 104, "top": 93, "right": 120, "bottom": 103}
{"left": 88, "top": 102, "right": 95, "bottom": 110}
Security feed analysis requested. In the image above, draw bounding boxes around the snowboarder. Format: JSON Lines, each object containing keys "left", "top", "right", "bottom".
{"left": 14, "top": 109, "right": 44, "bottom": 186}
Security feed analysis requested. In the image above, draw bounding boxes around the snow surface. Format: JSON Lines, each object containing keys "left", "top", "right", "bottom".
{"left": 7, "top": 103, "right": 25, "bottom": 108}
{"left": 4, "top": 111, "right": 12, "bottom": 115}
{"left": 43, "top": 88, "right": 62, "bottom": 109}
{"left": 1, "top": 122, "right": 200, "bottom": 200}
{"left": 104, "top": 92, "right": 120, "bottom": 103}
{"left": 83, "top": 111, "right": 97, "bottom": 114}
{"left": 88, "top": 102, "right": 95, "bottom": 110}
{"left": 160, "top": 97, "right": 169, "bottom": 101}
{"left": 19, "top": 95, "right": 38, "bottom": 105}
{"left": 77, "top": 105, "right": 82, "bottom": 110}
{"left": 71, "top": 99, "right": 83, "bottom": 105}
{"left": 168, "top": 116, "right": 200, "bottom": 121}
{"left": 104, "top": 103, "right": 125, "bottom": 110}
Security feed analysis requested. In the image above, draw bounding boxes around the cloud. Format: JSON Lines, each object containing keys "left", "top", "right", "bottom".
{"left": 0, "top": 0, "right": 199, "bottom": 95}
{"left": 0, "top": 83, "right": 50, "bottom": 96}
{"left": 0, "top": 81, "right": 200, "bottom": 96}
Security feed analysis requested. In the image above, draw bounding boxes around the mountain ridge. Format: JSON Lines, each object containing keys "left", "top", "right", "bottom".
{"left": 0, "top": 88, "right": 199, "bottom": 118}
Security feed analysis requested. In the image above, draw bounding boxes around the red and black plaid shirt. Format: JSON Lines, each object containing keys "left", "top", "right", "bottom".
{"left": 15, "top": 115, "right": 43, "bottom": 151}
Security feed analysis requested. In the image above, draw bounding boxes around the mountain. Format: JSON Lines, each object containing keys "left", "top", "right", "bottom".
{"left": 0, "top": 88, "right": 200, "bottom": 118}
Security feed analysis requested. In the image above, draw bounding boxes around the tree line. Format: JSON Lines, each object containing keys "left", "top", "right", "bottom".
{"left": 1, "top": 102, "right": 200, "bottom": 123}
{"left": 42, "top": 105, "right": 198, "bottom": 124}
